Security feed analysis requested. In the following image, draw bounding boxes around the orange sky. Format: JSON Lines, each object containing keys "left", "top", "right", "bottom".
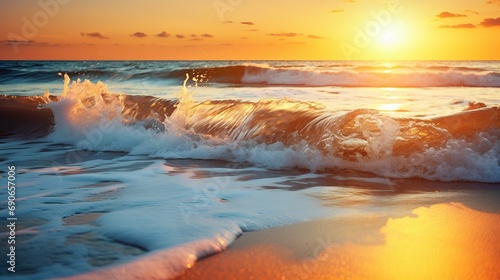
{"left": 1, "top": 0, "right": 499, "bottom": 60}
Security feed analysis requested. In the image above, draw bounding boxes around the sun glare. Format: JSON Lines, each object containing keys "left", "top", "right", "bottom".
{"left": 380, "top": 30, "right": 396, "bottom": 45}
{"left": 378, "top": 25, "right": 404, "bottom": 49}
{"left": 379, "top": 103, "right": 401, "bottom": 112}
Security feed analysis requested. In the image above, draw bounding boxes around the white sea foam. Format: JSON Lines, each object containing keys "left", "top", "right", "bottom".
{"left": 241, "top": 66, "right": 500, "bottom": 87}
{"left": 1, "top": 139, "right": 344, "bottom": 279}
{"left": 38, "top": 76, "right": 500, "bottom": 183}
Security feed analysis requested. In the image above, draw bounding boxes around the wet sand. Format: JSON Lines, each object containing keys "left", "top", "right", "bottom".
{"left": 177, "top": 203, "right": 500, "bottom": 280}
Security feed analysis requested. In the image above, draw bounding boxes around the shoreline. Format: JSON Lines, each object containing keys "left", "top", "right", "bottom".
{"left": 177, "top": 203, "right": 500, "bottom": 280}
{"left": 177, "top": 214, "right": 388, "bottom": 280}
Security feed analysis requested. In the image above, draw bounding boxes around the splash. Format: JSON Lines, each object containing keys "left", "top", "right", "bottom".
{"left": 4, "top": 75, "right": 499, "bottom": 182}
{"left": 169, "top": 73, "right": 196, "bottom": 131}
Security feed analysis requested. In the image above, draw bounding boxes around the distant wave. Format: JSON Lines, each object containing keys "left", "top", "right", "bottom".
{"left": 2, "top": 63, "right": 499, "bottom": 87}
{"left": 238, "top": 65, "right": 500, "bottom": 87}
{"left": 150, "top": 64, "right": 500, "bottom": 87}
{"left": 0, "top": 68, "right": 116, "bottom": 83}
{"left": 3, "top": 75, "right": 499, "bottom": 182}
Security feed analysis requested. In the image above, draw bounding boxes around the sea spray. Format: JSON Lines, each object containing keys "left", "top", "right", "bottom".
{"left": 170, "top": 73, "right": 196, "bottom": 131}
{"left": 24, "top": 75, "right": 497, "bottom": 182}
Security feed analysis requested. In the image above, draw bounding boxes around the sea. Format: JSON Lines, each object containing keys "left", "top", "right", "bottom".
{"left": 0, "top": 60, "right": 499, "bottom": 279}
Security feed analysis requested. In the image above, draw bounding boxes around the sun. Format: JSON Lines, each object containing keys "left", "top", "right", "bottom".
{"left": 380, "top": 30, "right": 397, "bottom": 46}
{"left": 377, "top": 24, "right": 404, "bottom": 49}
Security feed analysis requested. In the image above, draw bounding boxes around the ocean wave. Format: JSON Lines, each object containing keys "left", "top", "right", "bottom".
{"left": 2, "top": 62, "right": 499, "bottom": 87}
{"left": 0, "top": 68, "right": 118, "bottom": 83}
{"left": 238, "top": 65, "right": 500, "bottom": 87}
{"left": 4, "top": 75, "right": 499, "bottom": 182}
{"left": 146, "top": 64, "right": 500, "bottom": 87}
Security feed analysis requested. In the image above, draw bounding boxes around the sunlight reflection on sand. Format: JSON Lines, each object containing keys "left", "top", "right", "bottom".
{"left": 284, "top": 203, "right": 499, "bottom": 279}
{"left": 180, "top": 203, "right": 500, "bottom": 280}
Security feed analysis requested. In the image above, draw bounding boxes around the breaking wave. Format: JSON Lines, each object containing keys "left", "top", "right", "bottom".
{"left": 2, "top": 75, "right": 499, "bottom": 182}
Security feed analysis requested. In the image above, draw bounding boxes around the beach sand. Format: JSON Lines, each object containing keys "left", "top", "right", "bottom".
{"left": 177, "top": 203, "right": 500, "bottom": 280}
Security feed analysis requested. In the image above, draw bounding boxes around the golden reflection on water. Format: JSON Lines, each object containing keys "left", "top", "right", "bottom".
{"left": 378, "top": 103, "right": 401, "bottom": 112}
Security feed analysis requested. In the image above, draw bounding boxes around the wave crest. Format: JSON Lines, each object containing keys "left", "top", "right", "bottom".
{"left": 4, "top": 75, "right": 500, "bottom": 182}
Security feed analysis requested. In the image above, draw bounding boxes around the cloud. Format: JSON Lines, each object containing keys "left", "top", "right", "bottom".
{"left": 439, "top": 23, "right": 476, "bottom": 28}
{"left": 240, "top": 21, "right": 254, "bottom": 25}
{"left": 81, "top": 32, "right": 109, "bottom": 39}
{"left": 307, "top": 35, "right": 328, "bottom": 39}
{"left": 267, "top": 33, "right": 326, "bottom": 40}
{"left": 156, "top": 31, "right": 170, "bottom": 38}
{"left": 247, "top": 29, "right": 259, "bottom": 32}
{"left": 464, "top": 10, "right": 479, "bottom": 14}
{"left": 329, "top": 9, "right": 344, "bottom": 13}
{"left": 267, "top": 32, "right": 299, "bottom": 37}
{"left": 480, "top": 17, "right": 500, "bottom": 27}
{"left": 176, "top": 34, "right": 185, "bottom": 39}
{"left": 1, "top": 40, "right": 54, "bottom": 48}
{"left": 185, "top": 33, "right": 214, "bottom": 39}
{"left": 1, "top": 39, "right": 35, "bottom": 46}
{"left": 486, "top": 0, "right": 500, "bottom": 4}
{"left": 436, "top": 12, "right": 467, "bottom": 18}
{"left": 223, "top": 20, "right": 233, "bottom": 24}
{"left": 130, "top": 32, "right": 147, "bottom": 38}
